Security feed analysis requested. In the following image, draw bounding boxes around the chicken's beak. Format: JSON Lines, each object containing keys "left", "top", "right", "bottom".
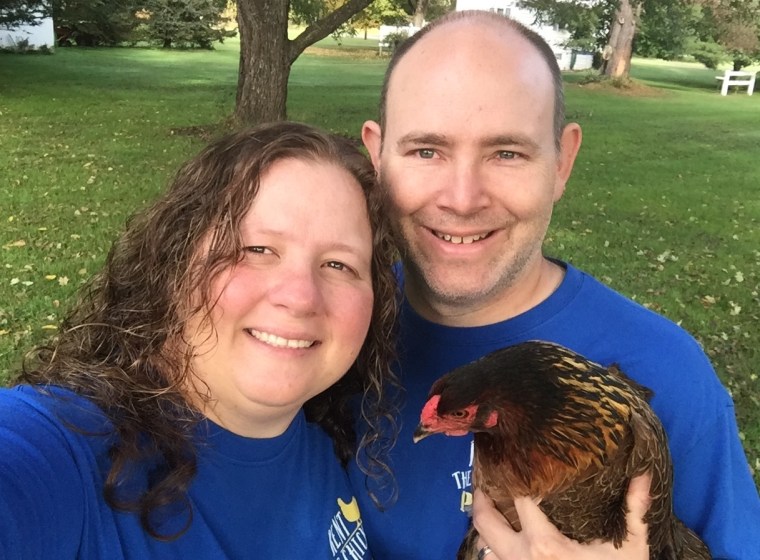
{"left": 412, "top": 424, "right": 432, "bottom": 443}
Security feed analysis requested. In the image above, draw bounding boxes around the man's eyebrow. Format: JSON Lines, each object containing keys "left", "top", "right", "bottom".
{"left": 394, "top": 132, "right": 542, "bottom": 152}
{"left": 395, "top": 132, "right": 450, "bottom": 147}
{"left": 481, "top": 134, "right": 541, "bottom": 152}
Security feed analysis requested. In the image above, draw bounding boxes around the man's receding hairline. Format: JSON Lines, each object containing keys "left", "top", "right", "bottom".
{"left": 379, "top": 10, "right": 566, "bottom": 150}
{"left": 387, "top": 17, "right": 550, "bottom": 97}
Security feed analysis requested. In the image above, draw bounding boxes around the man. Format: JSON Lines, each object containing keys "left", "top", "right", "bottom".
{"left": 348, "top": 9, "right": 760, "bottom": 560}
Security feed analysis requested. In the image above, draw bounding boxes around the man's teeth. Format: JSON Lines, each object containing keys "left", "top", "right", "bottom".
{"left": 435, "top": 232, "right": 487, "bottom": 244}
{"left": 249, "top": 329, "right": 314, "bottom": 349}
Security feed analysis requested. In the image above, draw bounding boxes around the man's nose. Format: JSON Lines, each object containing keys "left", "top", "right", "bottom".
{"left": 437, "top": 162, "right": 490, "bottom": 216}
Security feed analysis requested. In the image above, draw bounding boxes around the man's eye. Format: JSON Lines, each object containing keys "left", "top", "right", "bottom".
{"left": 417, "top": 148, "right": 436, "bottom": 159}
{"left": 497, "top": 150, "right": 517, "bottom": 160}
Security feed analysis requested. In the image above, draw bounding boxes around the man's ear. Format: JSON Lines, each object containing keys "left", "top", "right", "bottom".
{"left": 361, "top": 120, "right": 383, "bottom": 172}
{"left": 553, "top": 123, "right": 582, "bottom": 201}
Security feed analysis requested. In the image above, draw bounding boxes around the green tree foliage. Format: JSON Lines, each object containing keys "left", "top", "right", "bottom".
{"left": 520, "top": 0, "right": 698, "bottom": 56}
{"left": 519, "top": 0, "right": 612, "bottom": 52}
{"left": 350, "top": 0, "right": 409, "bottom": 37}
{"left": 136, "top": 0, "right": 235, "bottom": 48}
{"left": 0, "top": 0, "right": 49, "bottom": 27}
{"left": 520, "top": 0, "right": 760, "bottom": 70}
{"left": 52, "top": 0, "right": 234, "bottom": 48}
{"left": 53, "top": 0, "right": 138, "bottom": 46}
{"left": 634, "top": 1, "right": 701, "bottom": 59}
{"left": 690, "top": 0, "right": 760, "bottom": 69}
{"left": 423, "top": 0, "right": 454, "bottom": 22}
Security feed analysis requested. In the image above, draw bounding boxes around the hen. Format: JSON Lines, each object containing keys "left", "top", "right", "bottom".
{"left": 414, "top": 340, "right": 709, "bottom": 560}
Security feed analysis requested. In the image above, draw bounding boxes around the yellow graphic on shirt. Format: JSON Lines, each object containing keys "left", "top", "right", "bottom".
{"left": 338, "top": 497, "right": 361, "bottom": 523}
{"left": 329, "top": 495, "right": 369, "bottom": 559}
{"left": 460, "top": 490, "right": 473, "bottom": 512}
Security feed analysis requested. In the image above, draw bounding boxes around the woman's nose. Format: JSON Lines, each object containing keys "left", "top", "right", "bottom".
{"left": 267, "top": 266, "right": 322, "bottom": 316}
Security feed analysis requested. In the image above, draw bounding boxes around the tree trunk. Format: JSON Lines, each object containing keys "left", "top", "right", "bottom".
{"left": 412, "top": 0, "right": 429, "bottom": 28}
{"left": 601, "top": 0, "right": 640, "bottom": 79}
{"left": 235, "top": 0, "right": 291, "bottom": 125}
{"left": 234, "top": 0, "right": 375, "bottom": 127}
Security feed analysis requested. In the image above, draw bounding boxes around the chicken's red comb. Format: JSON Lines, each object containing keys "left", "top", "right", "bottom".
{"left": 420, "top": 394, "right": 441, "bottom": 423}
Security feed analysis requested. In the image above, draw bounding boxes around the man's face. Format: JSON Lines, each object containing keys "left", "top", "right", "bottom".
{"left": 364, "top": 21, "right": 580, "bottom": 325}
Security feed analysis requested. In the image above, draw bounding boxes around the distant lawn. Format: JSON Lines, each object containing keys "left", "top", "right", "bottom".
{"left": 0, "top": 42, "right": 758, "bottom": 486}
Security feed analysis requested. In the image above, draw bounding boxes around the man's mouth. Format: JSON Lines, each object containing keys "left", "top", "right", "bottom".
{"left": 433, "top": 230, "right": 491, "bottom": 245}
{"left": 246, "top": 329, "right": 316, "bottom": 349}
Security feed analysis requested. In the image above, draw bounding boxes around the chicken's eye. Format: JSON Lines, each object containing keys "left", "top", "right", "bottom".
{"left": 449, "top": 410, "right": 469, "bottom": 419}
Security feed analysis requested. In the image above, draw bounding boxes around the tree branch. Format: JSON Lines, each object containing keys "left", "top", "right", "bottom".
{"left": 288, "top": 0, "right": 375, "bottom": 62}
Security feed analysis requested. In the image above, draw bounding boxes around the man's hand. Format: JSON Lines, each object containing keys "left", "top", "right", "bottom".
{"left": 472, "top": 473, "right": 652, "bottom": 560}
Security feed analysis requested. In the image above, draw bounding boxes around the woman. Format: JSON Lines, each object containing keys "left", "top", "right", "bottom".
{"left": 0, "top": 122, "right": 399, "bottom": 559}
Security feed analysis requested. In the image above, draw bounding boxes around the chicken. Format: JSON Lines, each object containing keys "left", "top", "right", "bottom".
{"left": 414, "top": 340, "right": 709, "bottom": 560}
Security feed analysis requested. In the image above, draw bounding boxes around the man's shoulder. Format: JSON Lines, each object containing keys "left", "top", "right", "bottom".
{"left": 556, "top": 264, "right": 717, "bottom": 386}
{"left": 565, "top": 264, "right": 697, "bottom": 342}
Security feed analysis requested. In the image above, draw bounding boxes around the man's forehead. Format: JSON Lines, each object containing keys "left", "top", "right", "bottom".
{"left": 386, "top": 48, "right": 550, "bottom": 112}
{"left": 388, "top": 23, "right": 544, "bottom": 96}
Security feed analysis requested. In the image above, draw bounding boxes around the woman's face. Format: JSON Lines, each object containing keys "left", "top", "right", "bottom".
{"left": 184, "top": 157, "right": 374, "bottom": 438}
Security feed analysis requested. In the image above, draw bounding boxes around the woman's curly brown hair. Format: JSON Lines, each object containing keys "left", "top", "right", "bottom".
{"left": 17, "top": 121, "right": 400, "bottom": 539}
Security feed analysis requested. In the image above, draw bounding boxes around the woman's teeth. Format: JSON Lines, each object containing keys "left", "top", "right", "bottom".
{"left": 248, "top": 329, "right": 315, "bottom": 349}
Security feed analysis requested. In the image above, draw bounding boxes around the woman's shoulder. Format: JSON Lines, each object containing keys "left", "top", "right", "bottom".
{"left": 1, "top": 384, "right": 108, "bottom": 429}
{"left": 0, "top": 384, "right": 114, "bottom": 466}
{"left": 0, "top": 385, "right": 112, "bottom": 558}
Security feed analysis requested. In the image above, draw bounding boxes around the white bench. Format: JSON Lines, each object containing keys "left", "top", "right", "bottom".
{"left": 715, "top": 70, "right": 756, "bottom": 96}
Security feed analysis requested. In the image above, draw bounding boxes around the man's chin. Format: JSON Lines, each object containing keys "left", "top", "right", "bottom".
{"left": 415, "top": 271, "right": 493, "bottom": 307}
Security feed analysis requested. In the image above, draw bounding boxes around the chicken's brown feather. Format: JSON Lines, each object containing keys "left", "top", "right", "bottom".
{"left": 416, "top": 341, "right": 710, "bottom": 560}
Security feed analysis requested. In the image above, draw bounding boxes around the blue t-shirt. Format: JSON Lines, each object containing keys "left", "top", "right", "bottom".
{"left": 350, "top": 262, "right": 760, "bottom": 560}
{"left": 0, "top": 385, "right": 370, "bottom": 559}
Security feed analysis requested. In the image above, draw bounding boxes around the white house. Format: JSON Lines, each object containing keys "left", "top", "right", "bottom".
{"left": 1, "top": 12, "right": 54, "bottom": 50}
{"left": 455, "top": 0, "right": 593, "bottom": 70}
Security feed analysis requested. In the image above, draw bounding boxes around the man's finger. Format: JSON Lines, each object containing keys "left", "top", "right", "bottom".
{"left": 472, "top": 489, "right": 515, "bottom": 535}
{"left": 471, "top": 490, "right": 514, "bottom": 560}
{"left": 511, "top": 495, "right": 554, "bottom": 535}
{"left": 625, "top": 472, "right": 652, "bottom": 538}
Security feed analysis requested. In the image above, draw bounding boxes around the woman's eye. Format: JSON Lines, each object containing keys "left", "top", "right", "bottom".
{"left": 497, "top": 150, "right": 517, "bottom": 160}
{"left": 325, "top": 261, "right": 356, "bottom": 275}
{"left": 244, "top": 246, "right": 272, "bottom": 255}
{"left": 417, "top": 148, "right": 436, "bottom": 159}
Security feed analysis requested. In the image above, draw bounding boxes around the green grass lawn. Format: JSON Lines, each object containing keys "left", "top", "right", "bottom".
{"left": 1, "top": 40, "right": 758, "bottom": 485}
